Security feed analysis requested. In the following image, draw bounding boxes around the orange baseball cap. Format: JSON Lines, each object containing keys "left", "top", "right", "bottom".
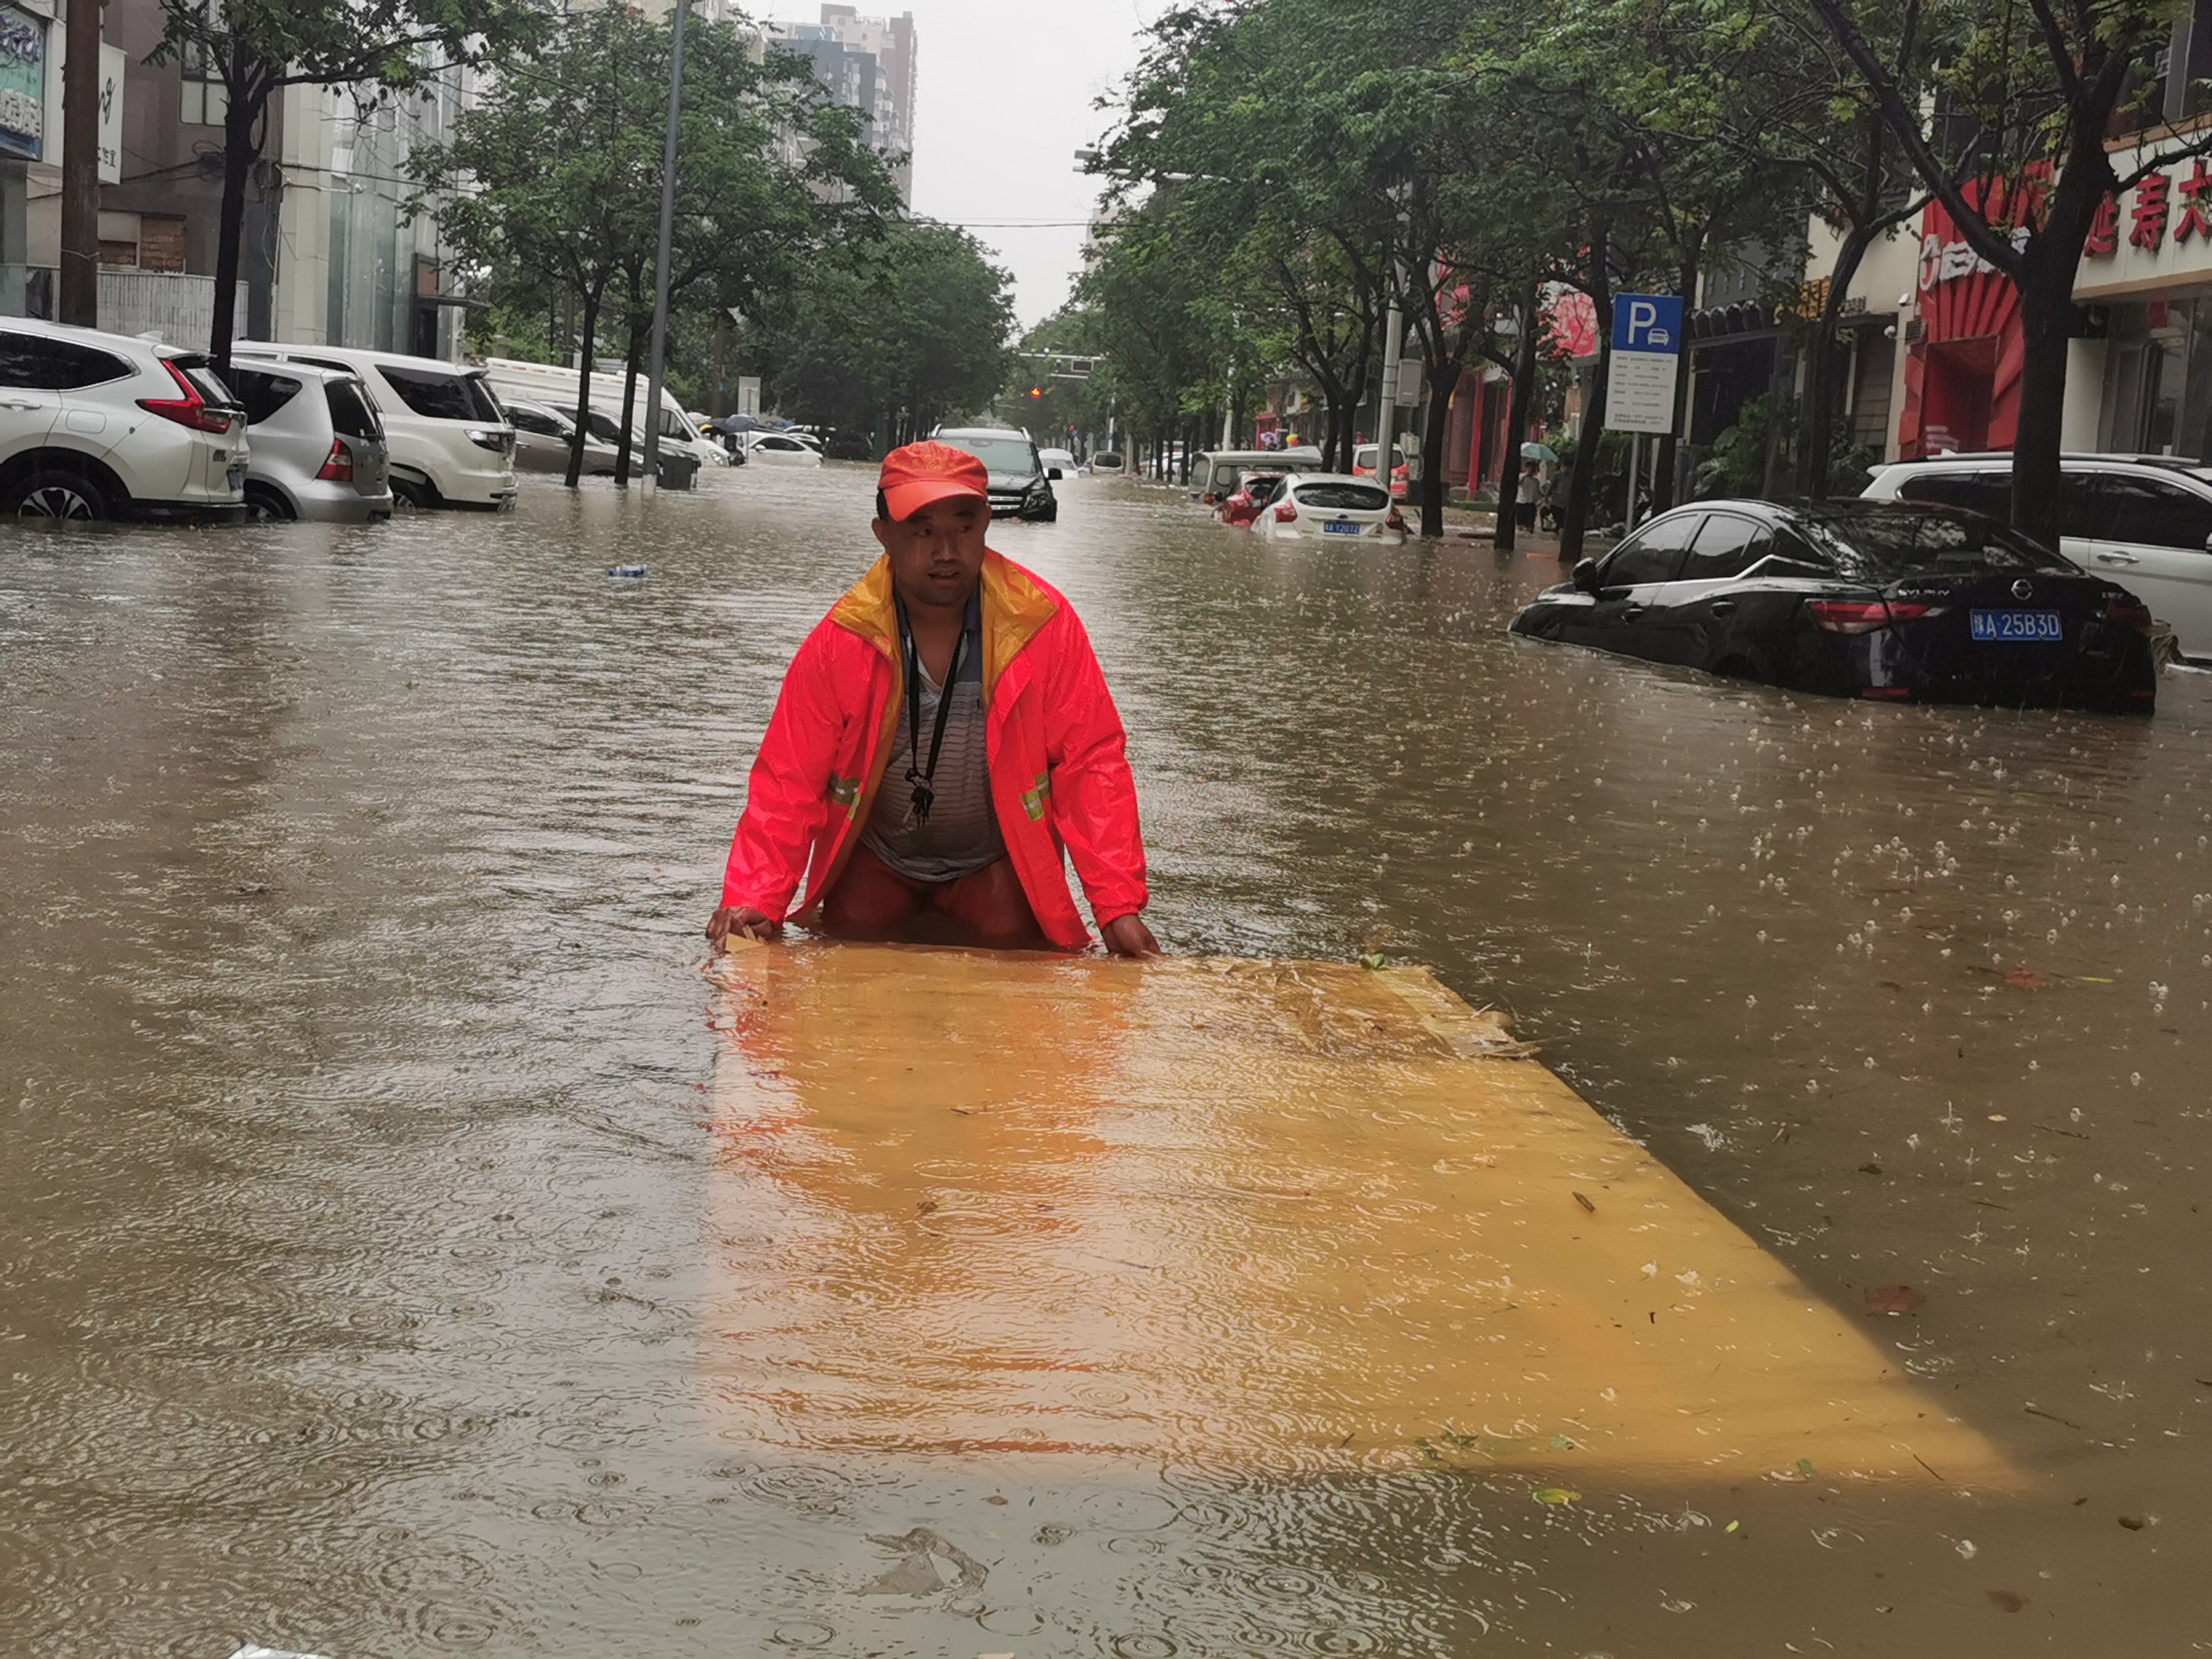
{"left": 878, "top": 440, "right": 989, "bottom": 521}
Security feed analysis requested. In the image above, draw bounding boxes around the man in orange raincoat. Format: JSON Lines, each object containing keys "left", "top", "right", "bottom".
{"left": 705, "top": 441, "right": 1161, "bottom": 956}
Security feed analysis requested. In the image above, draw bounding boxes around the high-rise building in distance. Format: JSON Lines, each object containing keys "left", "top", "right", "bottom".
{"left": 762, "top": 6, "right": 916, "bottom": 206}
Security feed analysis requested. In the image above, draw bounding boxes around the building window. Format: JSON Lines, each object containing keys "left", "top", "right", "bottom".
{"left": 179, "top": 15, "right": 227, "bottom": 127}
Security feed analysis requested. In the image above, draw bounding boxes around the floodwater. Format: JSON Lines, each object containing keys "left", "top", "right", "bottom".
{"left": 2, "top": 464, "right": 2210, "bottom": 1657}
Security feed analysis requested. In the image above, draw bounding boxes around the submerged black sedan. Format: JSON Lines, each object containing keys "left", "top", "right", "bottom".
{"left": 1509, "top": 500, "right": 2157, "bottom": 712}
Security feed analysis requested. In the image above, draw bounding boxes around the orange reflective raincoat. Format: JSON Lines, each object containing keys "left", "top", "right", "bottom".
{"left": 719, "top": 551, "right": 1147, "bottom": 949}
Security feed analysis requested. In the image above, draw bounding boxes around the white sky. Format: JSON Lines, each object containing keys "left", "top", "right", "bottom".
{"left": 757, "top": 0, "right": 1173, "bottom": 326}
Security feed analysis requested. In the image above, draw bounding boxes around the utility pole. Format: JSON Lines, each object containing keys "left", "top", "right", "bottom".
{"left": 58, "top": 0, "right": 101, "bottom": 326}
{"left": 1373, "top": 272, "right": 1404, "bottom": 495}
{"left": 641, "top": 0, "right": 688, "bottom": 491}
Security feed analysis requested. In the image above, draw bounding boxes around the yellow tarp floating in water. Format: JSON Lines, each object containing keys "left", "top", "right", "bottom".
{"left": 705, "top": 945, "right": 2008, "bottom": 1486}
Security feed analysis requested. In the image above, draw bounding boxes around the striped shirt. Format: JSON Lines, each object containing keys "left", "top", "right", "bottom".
{"left": 862, "top": 597, "right": 1005, "bottom": 882}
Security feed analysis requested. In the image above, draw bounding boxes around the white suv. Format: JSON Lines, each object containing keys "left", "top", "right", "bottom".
{"left": 234, "top": 342, "right": 515, "bottom": 511}
{"left": 0, "top": 317, "right": 248, "bottom": 521}
{"left": 1865, "top": 452, "right": 2212, "bottom": 661}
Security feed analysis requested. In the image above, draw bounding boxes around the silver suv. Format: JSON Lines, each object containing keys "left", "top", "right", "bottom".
{"left": 227, "top": 358, "right": 393, "bottom": 523}
{"left": 0, "top": 317, "right": 248, "bottom": 521}
{"left": 1865, "top": 452, "right": 2212, "bottom": 661}
{"left": 235, "top": 342, "right": 515, "bottom": 511}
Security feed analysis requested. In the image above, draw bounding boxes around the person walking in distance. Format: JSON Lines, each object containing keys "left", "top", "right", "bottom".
{"left": 706, "top": 441, "right": 1161, "bottom": 957}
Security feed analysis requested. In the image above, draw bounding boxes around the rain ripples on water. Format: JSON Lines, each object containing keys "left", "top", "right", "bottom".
{"left": 4, "top": 466, "right": 2210, "bottom": 1654}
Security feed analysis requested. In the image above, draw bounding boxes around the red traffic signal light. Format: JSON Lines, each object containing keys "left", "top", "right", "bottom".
{"left": 1030, "top": 386, "right": 1042, "bottom": 398}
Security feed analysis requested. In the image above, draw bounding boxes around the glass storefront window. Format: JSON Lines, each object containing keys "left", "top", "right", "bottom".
{"left": 2099, "top": 297, "right": 2212, "bottom": 459}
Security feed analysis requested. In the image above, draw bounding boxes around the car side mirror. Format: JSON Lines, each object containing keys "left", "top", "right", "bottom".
{"left": 1049, "top": 468, "right": 1064, "bottom": 480}
{"left": 1572, "top": 558, "right": 1603, "bottom": 595}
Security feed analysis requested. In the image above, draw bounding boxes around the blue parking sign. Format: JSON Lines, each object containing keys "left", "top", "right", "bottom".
{"left": 1612, "top": 295, "right": 1683, "bottom": 355}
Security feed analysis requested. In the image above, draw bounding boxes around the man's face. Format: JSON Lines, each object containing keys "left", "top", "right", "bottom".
{"left": 874, "top": 493, "right": 989, "bottom": 611}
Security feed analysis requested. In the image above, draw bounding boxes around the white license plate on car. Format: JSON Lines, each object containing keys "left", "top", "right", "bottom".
{"left": 1322, "top": 520, "right": 1362, "bottom": 536}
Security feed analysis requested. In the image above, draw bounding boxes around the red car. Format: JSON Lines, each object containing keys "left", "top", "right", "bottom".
{"left": 1215, "top": 471, "right": 1286, "bottom": 527}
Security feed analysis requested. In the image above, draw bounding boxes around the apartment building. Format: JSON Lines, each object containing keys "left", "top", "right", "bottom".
{"left": 0, "top": 0, "right": 472, "bottom": 357}
{"left": 763, "top": 5, "right": 916, "bottom": 205}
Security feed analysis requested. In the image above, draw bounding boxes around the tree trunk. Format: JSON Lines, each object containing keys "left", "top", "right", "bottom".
{"left": 1803, "top": 227, "right": 1874, "bottom": 501}
{"left": 566, "top": 286, "right": 604, "bottom": 489}
{"left": 614, "top": 315, "right": 643, "bottom": 488}
{"left": 1494, "top": 283, "right": 1542, "bottom": 552}
{"left": 1559, "top": 254, "right": 1615, "bottom": 563}
{"left": 1418, "top": 360, "right": 1458, "bottom": 538}
{"left": 1654, "top": 223, "right": 1704, "bottom": 515}
{"left": 57, "top": 0, "right": 101, "bottom": 326}
{"left": 210, "top": 62, "right": 264, "bottom": 374}
{"left": 2011, "top": 273, "right": 2074, "bottom": 533}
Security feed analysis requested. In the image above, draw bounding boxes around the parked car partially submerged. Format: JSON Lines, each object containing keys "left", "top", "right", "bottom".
{"left": 226, "top": 357, "right": 392, "bottom": 522}
{"left": 1254, "top": 473, "right": 1407, "bottom": 544}
{"left": 0, "top": 317, "right": 248, "bottom": 521}
{"left": 1510, "top": 498, "right": 2158, "bottom": 712}
{"left": 1215, "top": 469, "right": 1287, "bottom": 528}
{"left": 238, "top": 341, "right": 515, "bottom": 511}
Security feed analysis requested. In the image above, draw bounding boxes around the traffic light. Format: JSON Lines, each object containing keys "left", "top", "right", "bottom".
{"left": 1030, "top": 387, "right": 1042, "bottom": 398}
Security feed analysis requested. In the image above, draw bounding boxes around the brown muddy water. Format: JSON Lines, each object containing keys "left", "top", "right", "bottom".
{"left": 3, "top": 465, "right": 2211, "bottom": 1657}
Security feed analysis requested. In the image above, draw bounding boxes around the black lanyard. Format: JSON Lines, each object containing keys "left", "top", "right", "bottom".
{"left": 894, "top": 593, "right": 968, "bottom": 823}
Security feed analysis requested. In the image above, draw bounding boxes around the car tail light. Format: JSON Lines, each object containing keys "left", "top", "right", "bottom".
{"left": 1273, "top": 501, "right": 1297, "bottom": 522}
{"left": 1386, "top": 508, "right": 1408, "bottom": 532}
{"left": 466, "top": 426, "right": 513, "bottom": 454}
{"left": 2104, "top": 594, "right": 2154, "bottom": 631}
{"left": 1808, "top": 599, "right": 1933, "bottom": 635}
{"left": 138, "top": 360, "right": 235, "bottom": 434}
{"left": 317, "top": 437, "right": 354, "bottom": 482}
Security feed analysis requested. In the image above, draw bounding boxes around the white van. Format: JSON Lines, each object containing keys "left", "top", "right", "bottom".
{"left": 476, "top": 356, "right": 724, "bottom": 472}
{"left": 235, "top": 343, "right": 515, "bottom": 511}
{"left": 1864, "top": 452, "right": 2212, "bottom": 662}
{"left": 1195, "top": 446, "right": 1325, "bottom": 503}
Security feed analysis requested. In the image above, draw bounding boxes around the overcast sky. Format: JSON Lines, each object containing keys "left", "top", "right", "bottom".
{"left": 757, "top": 0, "right": 1173, "bottom": 327}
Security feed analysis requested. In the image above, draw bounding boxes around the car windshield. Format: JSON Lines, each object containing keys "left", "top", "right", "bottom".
{"left": 1797, "top": 509, "right": 2077, "bottom": 580}
{"left": 943, "top": 436, "right": 1035, "bottom": 474}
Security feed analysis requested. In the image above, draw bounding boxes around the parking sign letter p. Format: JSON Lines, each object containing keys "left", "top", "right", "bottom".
{"left": 1629, "top": 301, "right": 1658, "bottom": 345}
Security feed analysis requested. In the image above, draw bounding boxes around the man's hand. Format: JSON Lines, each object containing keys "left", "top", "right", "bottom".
{"left": 706, "top": 905, "right": 781, "bottom": 951}
{"left": 1100, "top": 913, "right": 1162, "bottom": 958}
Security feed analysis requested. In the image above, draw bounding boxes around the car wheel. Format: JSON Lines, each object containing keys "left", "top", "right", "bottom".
{"left": 244, "top": 484, "right": 295, "bottom": 522}
{"left": 4, "top": 468, "right": 109, "bottom": 521}
{"left": 1714, "top": 654, "right": 1766, "bottom": 685}
{"left": 390, "top": 475, "right": 436, "bottom": 511}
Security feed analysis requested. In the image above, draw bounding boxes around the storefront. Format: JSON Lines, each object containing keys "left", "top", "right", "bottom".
{"left": 1897, "top": 189, "right": 2026, "bottom": 458}
{"left": 2076, "top": 145, "right": 2212, "bottom": 458}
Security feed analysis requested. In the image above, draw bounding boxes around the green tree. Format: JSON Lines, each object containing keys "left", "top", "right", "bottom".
{"left": 417, "top": 8, "right": 894, "bottom": 484}
{"left": 1807, "top": 0, "right": 2212, "bottom": 527}
{"left": 149, "top": 0, "right": 545, "bottom": 371}
{"left": 751, "top": 221, "right": 1014, "bottom": 449}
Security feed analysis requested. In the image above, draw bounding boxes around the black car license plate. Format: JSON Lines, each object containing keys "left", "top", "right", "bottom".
{"left": 1970, "top": 608, "right": 2063, "bottom": 642}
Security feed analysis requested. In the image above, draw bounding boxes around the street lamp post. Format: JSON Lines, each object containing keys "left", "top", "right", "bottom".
{"left": 642, "top": 0, "right": 689, "bottom": 492}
